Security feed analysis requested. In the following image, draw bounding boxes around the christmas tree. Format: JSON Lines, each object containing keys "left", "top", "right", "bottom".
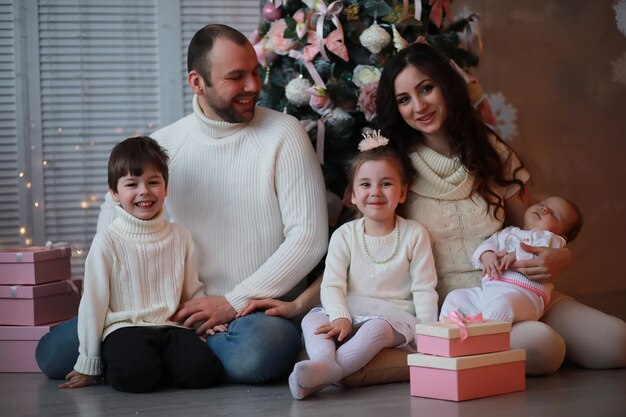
{"left": 252, "top": 0, "right": 487, "bottom": 224}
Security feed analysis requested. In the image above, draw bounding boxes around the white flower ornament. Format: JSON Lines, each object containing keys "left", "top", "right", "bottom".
{"left": 358, "top": 130, "right": 389, "bottom": 152}
{"left": 359, "top": 23, "right": 391, "bottom": 54}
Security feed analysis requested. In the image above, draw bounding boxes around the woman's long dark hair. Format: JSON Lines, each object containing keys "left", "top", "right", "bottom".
{"left": 376, "top": 43, "right": 526, "bottom": 219}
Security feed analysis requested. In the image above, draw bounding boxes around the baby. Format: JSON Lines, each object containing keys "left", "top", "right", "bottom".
{"left": 440, "top": 196, "right": 582, "bottom": 323}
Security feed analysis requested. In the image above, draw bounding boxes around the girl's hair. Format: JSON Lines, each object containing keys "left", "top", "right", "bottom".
{"left": 108, "top": 136, "right": 169, "bottom": 193}
{"left": 346, "top": 144, "right": 416, "bottom": 195}
{"left": 376, "top": 43, "right": 526, "bottom": 220}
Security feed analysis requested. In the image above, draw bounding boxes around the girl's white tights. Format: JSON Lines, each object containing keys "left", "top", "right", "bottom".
{"left": 289, "top": 312, "right": 402, "bottom": 400}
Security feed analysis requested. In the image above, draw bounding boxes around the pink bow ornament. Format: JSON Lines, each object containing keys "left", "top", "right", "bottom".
{"left": 303, "top": 0, "right": 346, "bottom": 61}
{"left": 304, "top": 29, "right": 348, "bottom": 62}
{"left": 428, "top": 0, "right": 452, "bottom": 28}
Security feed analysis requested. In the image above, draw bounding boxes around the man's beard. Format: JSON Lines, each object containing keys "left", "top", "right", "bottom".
{"left": 205, "top": 93, "right": 258, "bottom": 123}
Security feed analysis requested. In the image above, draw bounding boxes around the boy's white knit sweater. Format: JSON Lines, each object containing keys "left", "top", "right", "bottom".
{"left": 75, "top": 206, "right": 204, "bottom": 376}
{"left": 98, "top": 96, "right": 328, "bottom": 312}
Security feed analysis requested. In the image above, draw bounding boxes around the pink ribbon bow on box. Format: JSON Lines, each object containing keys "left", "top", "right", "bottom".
{"left": 444, "top": 311, "right": 484, "bottom": 341}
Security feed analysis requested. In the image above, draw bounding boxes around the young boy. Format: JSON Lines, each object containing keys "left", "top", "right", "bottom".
{"left": 440, "top": 196, "right": 583, "bottom": 323}
{"left": 60, "top": 136, "right": 222, "bottom": 393}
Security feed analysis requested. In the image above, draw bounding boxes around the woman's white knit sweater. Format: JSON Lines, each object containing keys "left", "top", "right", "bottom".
{"left": 98, "top": 96, "right": 328, "bottom": 312}
{"left": 75, "top": 206, "right": 204, "bottom": 376}
{"left": 403, "top": 140, "right": 529, "bottom": 303}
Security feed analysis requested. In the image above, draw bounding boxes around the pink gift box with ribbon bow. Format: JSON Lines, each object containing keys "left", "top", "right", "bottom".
{"left": 0, "top": 279, "right": 80, "bottom": 326}
{"left": 415, "top": 319, "right": 511, "bottom": 357}
{"left": 0, "top": 246, "right": 71, "bottom": 285}
{"left": 0, "top": 322, "right": 60, "bottom": 372}
{"left": 408, "top": 349, "right": 526, "bottom": 401}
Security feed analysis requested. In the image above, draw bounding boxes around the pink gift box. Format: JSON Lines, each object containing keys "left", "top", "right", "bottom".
{"left": 0, "top": 322, "right": 59, "bottom": 372}
{"left": 408, "top": 349, "right": 526, "bottom": 401}
{"left": 0, "top": 246, "right": 71, "bottom": 285}
{"left": 0, "top": 280, "right": 80, "bottom": 325}
{"left": 415, "top": 320, "right": 511, "bottom": 357}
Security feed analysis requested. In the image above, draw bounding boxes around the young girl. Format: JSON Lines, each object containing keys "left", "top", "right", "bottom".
{"left": 59, "top": 136, "right": 222, "bottom": 393}
{"left": 289, "top": 131, "right": 438, "bottom": 400}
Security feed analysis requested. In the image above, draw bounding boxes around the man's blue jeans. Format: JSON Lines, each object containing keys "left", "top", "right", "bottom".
{"left": 35, "top": 312, "right": 302, "bottom": 384}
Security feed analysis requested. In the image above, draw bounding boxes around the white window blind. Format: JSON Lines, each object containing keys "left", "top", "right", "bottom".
{"left": 36, "top": 0, "right": 162, "bottom": 275}
{"left": 0, "top": 0, "right": 19, "bottom": 247}
{"left": 2, "top": 0, "right": 260, "bottom": 278}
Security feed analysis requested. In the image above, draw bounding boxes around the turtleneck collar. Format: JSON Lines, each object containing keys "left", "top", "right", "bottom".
{"left": 409, "top": 144, "right": 474, "bottom": 201}
{"left": 110, "top": 205, "right": 170, "bottom": 241}
{"left": 191, "top": 94, "right": 250, "bottom": 139}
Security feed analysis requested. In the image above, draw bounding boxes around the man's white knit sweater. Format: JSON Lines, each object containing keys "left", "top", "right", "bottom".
{"left": 403, "top": 140, "right": 529, "bottom": 303}
{"left": 75, "top": 206, "right": 204, "bottom": 376}
{"left": 98, "top": 96, "right": 328, "bottom": 312}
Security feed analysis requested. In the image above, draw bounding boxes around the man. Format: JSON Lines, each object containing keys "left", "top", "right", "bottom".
{"left": 37, "top": 24, "right": 328, "bottom": 385}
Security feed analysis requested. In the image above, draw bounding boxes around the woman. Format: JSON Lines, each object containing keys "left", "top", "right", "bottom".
{"left": 373, "top": 42, "right": 625, "bottom": 374}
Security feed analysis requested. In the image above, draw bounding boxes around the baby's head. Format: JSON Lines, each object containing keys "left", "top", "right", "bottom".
{"left": 523, "top": 196, "right": 583, "bottom": 242}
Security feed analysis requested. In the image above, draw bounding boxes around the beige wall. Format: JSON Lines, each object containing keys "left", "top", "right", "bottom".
{"left": 462, "top": 0, "right": 626, "bottom": 296}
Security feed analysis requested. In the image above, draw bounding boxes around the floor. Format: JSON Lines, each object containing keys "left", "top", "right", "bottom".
{"left": 0, "top": 365, "right": 625, "bottom": 417}
{"left": 1, "top": 292, "right": 625, "bottom": 417}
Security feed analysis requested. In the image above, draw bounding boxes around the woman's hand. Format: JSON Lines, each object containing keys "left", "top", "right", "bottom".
{"left": 315, "top": 318, "right": 352, "bottom": 342}
{"left": 511, "top": 243, "right": 572, "bottom": 283}
{"left": 237, "top": 298, "right": 301, "bottom": 319}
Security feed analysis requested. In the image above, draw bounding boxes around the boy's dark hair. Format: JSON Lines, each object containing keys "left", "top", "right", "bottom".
{"left": 563, "top": 197, "right": 583, "bottom": 243}
{"left": 107, "top": 136, "right": 169, "bottom": 193}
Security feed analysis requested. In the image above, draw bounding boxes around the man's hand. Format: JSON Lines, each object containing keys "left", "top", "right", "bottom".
{"left": 171, "top": 295, "right": 237, "bottom": 335}
{"left": 59, "top": 371, "right": 95, "bottom": 389}
{"left": 315, "top": 318, "right": 352, "bottom": 342}
{"left": 237, "top": 298, "right": 301, "bottom": 319}
{"left": 511, "top": 243, "right": 572, "bottom": 283}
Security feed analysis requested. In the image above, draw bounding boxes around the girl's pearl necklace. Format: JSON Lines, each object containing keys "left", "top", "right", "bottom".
{"left": 359, "top": 217, "right": 399, "bottom": 264}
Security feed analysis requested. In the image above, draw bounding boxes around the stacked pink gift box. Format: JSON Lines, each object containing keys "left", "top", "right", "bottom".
{"left": 408, "top": 318, "right": 526, "bottom": 401}
{"left": 0, "top": 246, "right": 80, "bottom": 372}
